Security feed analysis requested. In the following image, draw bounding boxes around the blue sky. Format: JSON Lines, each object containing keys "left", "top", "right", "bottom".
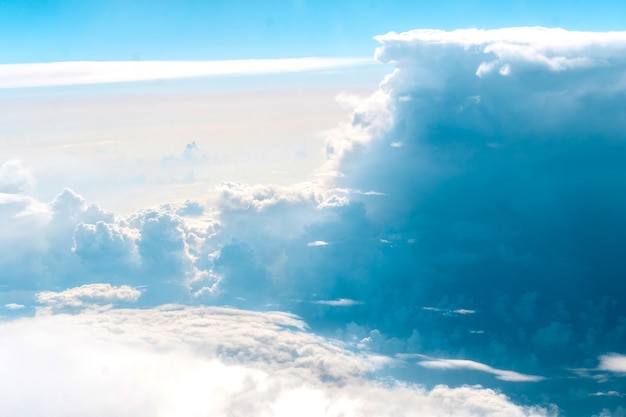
{"left": 2, "top": 2, "right": 626, "bottom": 417}
{"left": 3, "top": 0, "right": 626, "bottom": 63}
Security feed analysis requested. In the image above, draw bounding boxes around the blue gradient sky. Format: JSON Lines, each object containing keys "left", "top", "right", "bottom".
{"left": 3, "top": 0, "right": 626, "bottom": 63}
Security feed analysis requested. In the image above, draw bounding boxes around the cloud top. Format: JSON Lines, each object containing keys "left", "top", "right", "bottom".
{"left": 37, "top": 283, "right": 142, "bottom": 312}
{"left": 0, "top": 306, "right": 555, "bottom": 417}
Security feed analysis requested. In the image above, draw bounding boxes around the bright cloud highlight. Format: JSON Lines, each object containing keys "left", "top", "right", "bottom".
{"left": 0, "top": 57, "right": 372, "bottom": 88}
{"left": 418, "top": 358, "right": 544, "bottom": 382}
{"left": 0, "top": 306, "right": 555, "bottom": 417}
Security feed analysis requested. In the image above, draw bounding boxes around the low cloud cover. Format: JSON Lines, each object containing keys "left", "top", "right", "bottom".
{"left": 3, "top": 27, "right": 626, "bottom": 416}
{"left": 0, "top": 306, "right": 555, "bottom": 417}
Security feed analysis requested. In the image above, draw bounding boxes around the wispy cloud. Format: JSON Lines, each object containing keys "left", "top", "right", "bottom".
{"left": 417, "top": 357, "right": 544, "bottom": 382}
{"left": 314, "top": 298, "right": 364, "bottom": 307}
{"left": 3, "top": 303, "right": 25, "bottom": 310}
{"left": 0, "top": 57, "right": 373, "bottom": 88}
{"left": 307, "top": 240, "right": 329, "bottom": 247}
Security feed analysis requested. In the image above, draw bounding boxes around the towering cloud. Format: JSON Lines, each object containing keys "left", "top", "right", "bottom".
{"left": 2, "top": 27, "right": 626, "bottom": 416}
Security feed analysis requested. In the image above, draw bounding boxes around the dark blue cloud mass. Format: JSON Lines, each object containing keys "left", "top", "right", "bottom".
{"left": 198, "top": 28, "right": 626, "bottom": 415}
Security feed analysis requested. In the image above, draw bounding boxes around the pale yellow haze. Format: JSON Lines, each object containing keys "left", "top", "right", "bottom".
{"left": 1, "top": 86, "right": 373, "bottom": 213}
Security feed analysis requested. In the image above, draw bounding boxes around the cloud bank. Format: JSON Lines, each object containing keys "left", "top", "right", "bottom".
{"left": 0, "top": 306, "right": 554, "bottom": 417}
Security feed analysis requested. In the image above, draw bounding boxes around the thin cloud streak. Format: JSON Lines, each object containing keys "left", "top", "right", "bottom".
{"left": 417, "top": 358, "right": 545, "bottom": 382}
{"left": 0, "top": 57, "right": 374, "bottom": 88}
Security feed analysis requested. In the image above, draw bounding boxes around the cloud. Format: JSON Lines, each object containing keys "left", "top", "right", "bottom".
{"left": 374, "top": 27, "right": 626, "bottom": 76}
{"left": 593, "top": 407, "right": 626, "bottom": 417}
{"left": 3, "top": 303, "right": 25, "bottom": 310}
{"left": 307, "top": 240, "right": 329, "bottom": 247}
{"left": 0, "top": 306, "right": 555, "bottom": 417}
{"left": 0, "top": 57, "right": 373, "bottom": 88}
{"left": 417, "top": 357, "right": 544, "bottom": 382}
{"left": 0, "top": 160, "right": 34, "bottom": 193}
{"left": 3, "top": 26, "right": 626, "bottom": 416}
{"left": 598, "top": 354, "right": 626, "bottom": 374}
{"left": 589, "top": 391, "right": 624, "bottom": 397}
{"left": 314, "top": 298, "right": 363, "bottom": 307}
{"left": 422, "top": 306, "right": 476, "bottom": 316}
{"left": 36, "top": 283, "right": 142, "bottom": 312}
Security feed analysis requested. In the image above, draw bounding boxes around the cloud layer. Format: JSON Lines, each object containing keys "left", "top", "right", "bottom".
{"left": 0, "top": 57, "right": 372, "bottom": 88}
{"left": 0, "top": 306, "right": 554, "bottom": 417}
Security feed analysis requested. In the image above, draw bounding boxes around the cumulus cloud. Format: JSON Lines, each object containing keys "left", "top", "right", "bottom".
{"left": 4, "top": 26, "right": 626, "bottom": 417}
{"left": 417, "top": 357, "right": 544, "bottom": 382}
{"left": 0, "top": 306, "right": 555, "bottom": 417}
{"left": 0, "top": 160, "right": 34, "bottom": 193}
{"left": 0, "top": 57, "right": 373, "bottom": 88}
{"left": 165, "top": 27, "right": 626, "bottom": 415}
{"left": 598, "top": 354, "right": 626, "bottom": 374}
{"left": 36, "top": 283, "right": 142, "bottom": 313}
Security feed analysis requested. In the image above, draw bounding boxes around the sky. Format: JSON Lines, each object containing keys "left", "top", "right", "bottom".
{"left": 2, "top": 1, "right": 626, "bottom": 417}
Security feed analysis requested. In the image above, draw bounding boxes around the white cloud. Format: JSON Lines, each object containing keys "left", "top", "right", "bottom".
{"left": 36, "top": 283, "right": 142, "bottom": 312}
{"left": 422, "top": 306, "right": 476, "bottom": 316}
{"left": 589, "top": 391, "right": 624, "bottom": 397}
{"left": 0, "top": 57, "right": 373, "bottom": 88}
{"left": 598, "top": 353, "right": 626, "bottom": 373}
{"left": 418, "top": 358, "right": 544, "bottom": 382}
{"left": 454, "top": 309, "right": 476, "bottom": 315}
{"left": 0, "top": 306, "right": 555, "bottom": 417}
{"left": 0, "top": 160, "right": 34, "bottom": 193}
{"left": 592, "top": 407, "right": 626, "bottom": 417}
{"left": 307, "top": 240, "right": 329, "bottom": 247}
{"left": 3, "top": 303, "right": 25, "bottom": 310}
{"left": 314, "top": 298, "right": 363, "bottom": 307}
{"left": 374, "top": 27, "right": 626, "bottom": 75}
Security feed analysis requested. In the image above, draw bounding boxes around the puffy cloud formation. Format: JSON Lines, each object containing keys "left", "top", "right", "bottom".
{"left": 3, "top": 27, "right": 626, "bottom": 416}
{"left": 192, "top": 27, "right": 626, "bottom": 415}
{"left": 0, "top": 306, "right": 554, "bottom": 417}
{"left": 36, "top": 283, "right": 142, "bottom": 313}
{"left": 598, "top": 354, "right": 626, "bottom": 374}
{"left": 0, "top": 160, "right": 34, "bottom": 193}
{"left": 0, "top": 186, "right": 206, "bottom": 302}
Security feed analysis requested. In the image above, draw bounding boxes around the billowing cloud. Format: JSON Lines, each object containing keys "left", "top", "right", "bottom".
{"left": 36, "top": 283, "right": 142, "bottom": 312}
{"left": 3, "top": 26, "right": 626, "bottom": 417}
{"left": 0, "top": 57, "right": 373, "bottom": 88}
{"left": 0, "top": 306, "right": 555, "bottom": 417}
{"left": 0, "top": 160, "right": 34, "bottom": 193}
